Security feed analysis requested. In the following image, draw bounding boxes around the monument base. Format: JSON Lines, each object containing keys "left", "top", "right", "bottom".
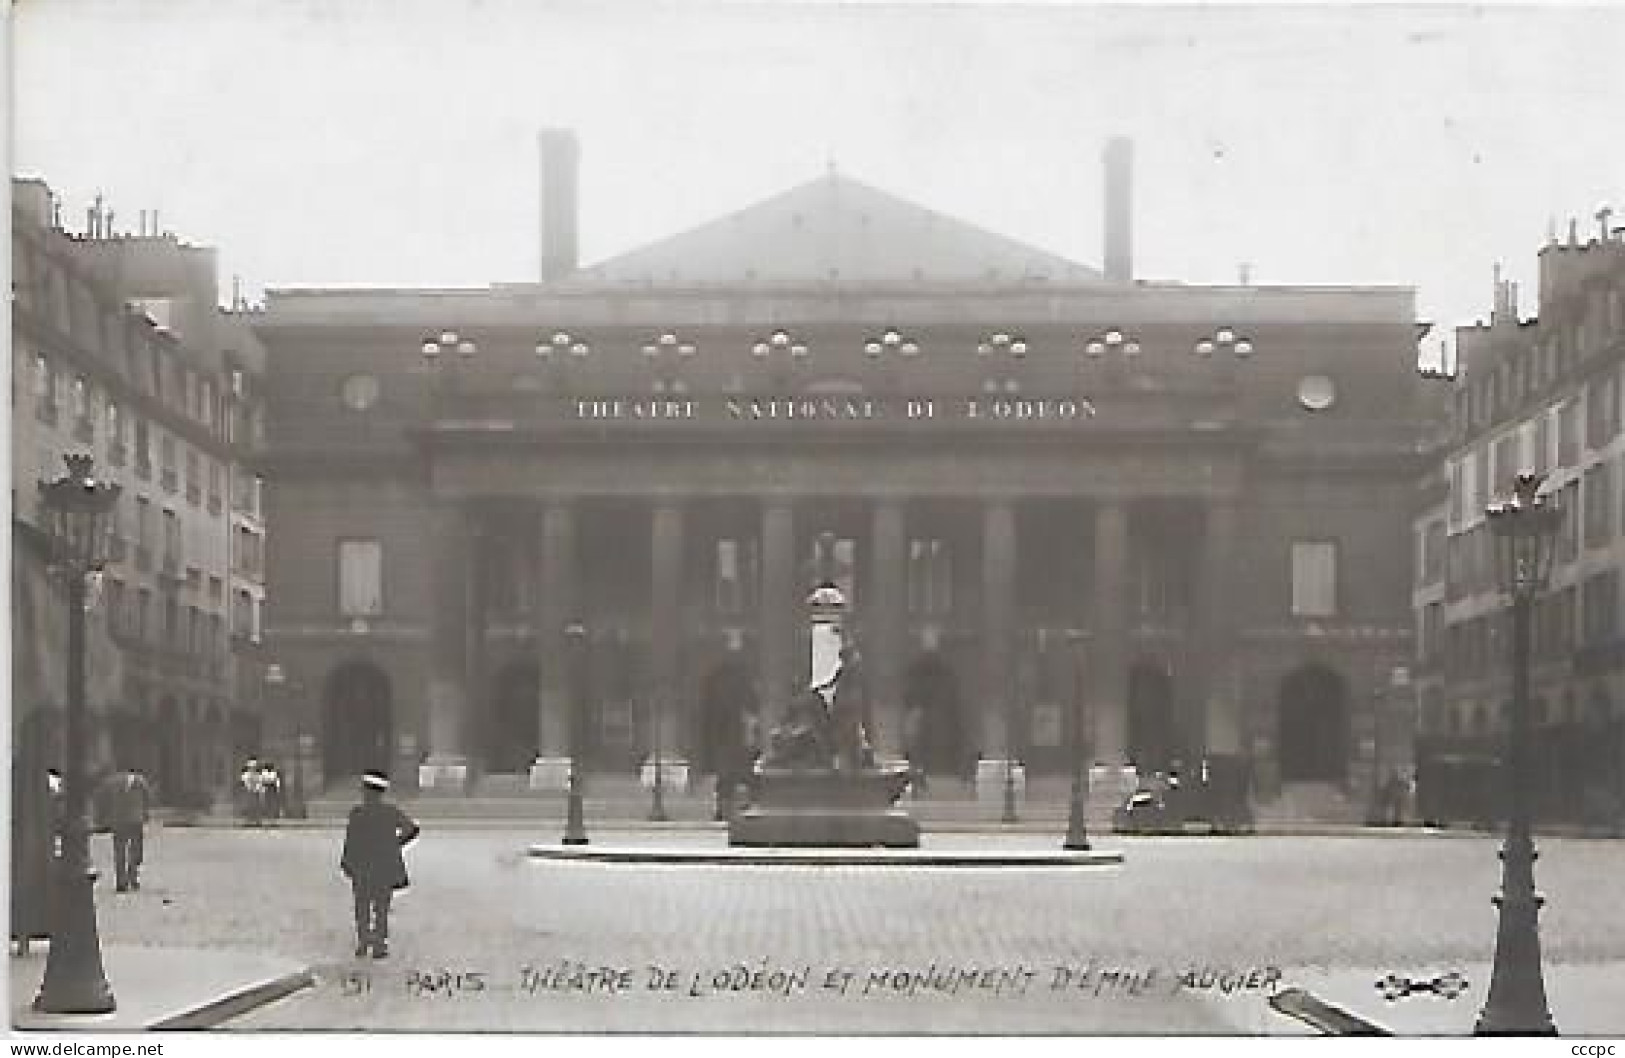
{"left": 728, "top": 767, "right": 920, "bottom": 848}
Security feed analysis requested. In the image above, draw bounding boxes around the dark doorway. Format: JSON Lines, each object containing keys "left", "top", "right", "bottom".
{"left": 904, "top": 653, "right": 967, "bottom": 778}
{"left": 1127, "top": 660, "right": 1178, "bottom": 773}
{"left": 698, "top": 660, "right": 757, "bottom": 776}
{"left": 1277, "top": 663, "right": 1349, "bottom": 781}
{"left": 487, "top": 663, "right": 540, "bottom": 773}
{"left": 322, "top": 661, "right": 393, "bottom": 785}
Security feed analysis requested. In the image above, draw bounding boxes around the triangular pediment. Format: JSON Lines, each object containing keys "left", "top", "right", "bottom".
{"left": 570, "top": 171, "right": 1101, "bottom": 286}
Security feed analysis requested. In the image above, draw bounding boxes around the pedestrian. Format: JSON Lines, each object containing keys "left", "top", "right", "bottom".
{"left": 239, "top": 758, "right": 264, "bottom": 826}
{"left": 340, "top": 770, "right": 420, "bottom": 959}
{"left": 904, "top": 702, "right": 928, "bottom": 794}
{"left": 259, "top": 761, "right": 284, "bottom": 822}
{"left": 95, "top": 767, "right": 152, "bottom": 893}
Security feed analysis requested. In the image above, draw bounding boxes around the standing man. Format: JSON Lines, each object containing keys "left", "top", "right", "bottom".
{"left": 340, "top": 770, "right": 420, "bottom": 959}
{"left": 96, "top": 767, "right": 152, "bottom": 893}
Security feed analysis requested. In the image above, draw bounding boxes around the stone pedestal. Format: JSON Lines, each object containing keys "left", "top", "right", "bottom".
{"left": 730, "top": 767, "right": 920, "bottom": 848}
{"left": 639, "top": 757, "right": 691, "bottom": 793}
{"left": 418, "top": 756, "right": 469, "bottom": 793}
{"left": 975, "top": 758, "right": 1027, "bottom": 804}
{"left": 528, "top": 756, "right": 573, "bottom": 791}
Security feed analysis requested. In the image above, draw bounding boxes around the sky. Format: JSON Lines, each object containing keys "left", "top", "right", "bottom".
{"left": 10, "top": 1, "right": 1625, "bottom": 366}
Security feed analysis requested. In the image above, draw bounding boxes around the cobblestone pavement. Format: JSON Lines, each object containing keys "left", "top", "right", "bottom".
{"left": 85, "top": 826, "right": 1625, "bottom": 1034}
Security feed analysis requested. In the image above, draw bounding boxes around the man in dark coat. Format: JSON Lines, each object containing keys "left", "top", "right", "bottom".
{"left": 95, "top": 768, "right": 152, "bottom": 892}
{"left": 340, "top": 770, "right": 420, "bottom": 959}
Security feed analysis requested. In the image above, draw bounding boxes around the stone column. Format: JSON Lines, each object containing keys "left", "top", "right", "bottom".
{"left": 650, "top": 501, "right": 685, "bottom": 765}
{"left": 1091, "top": 499, "right": 1129, "bottom": 764}
{"left": 530, "top": 500, "right": 576, "bottom": 789}
{"left": 760, "top": 499, "right": 796, "bottom": 720}
{"left": 867, "top": 499, "right": 907, "bottom": 759}
{"left": 422, "top": 503, "right": 472, "bottom": 790}
{"left": 1198, "top": 499, "right": 1242, "bottom": 756}
{"left": 982, "top": 501, "right": 1017, "bottom": 757}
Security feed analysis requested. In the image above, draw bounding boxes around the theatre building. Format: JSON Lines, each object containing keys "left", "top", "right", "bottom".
{"left": 257, "top": 134, "right": 1433, "bottom": 817}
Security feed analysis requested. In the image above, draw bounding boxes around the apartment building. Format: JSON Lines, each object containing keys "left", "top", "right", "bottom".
{"left": 1413, "top": 216, "right": 1625, "bottom": 827}
{"left": 10, "top": 179, "right": 268, "bottom": 805}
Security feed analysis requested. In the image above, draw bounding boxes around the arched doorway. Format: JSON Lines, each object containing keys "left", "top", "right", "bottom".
{"left": 698, "top": 660, "right": 757, "bottom": 776}
{"left": 487, "top": 663, "right": 540, "bottom": 773}
{"left": 322, "top": 661, "right": 393, "bottom": 785}
{"left": 903, "top": 653, "right": 967, "bottom": 778}
{"left": 1277, "top": 663, "right": 1349, "bottom": 781}
{"left": 1127, "top": 660, "right": 1178, "bottom": 773}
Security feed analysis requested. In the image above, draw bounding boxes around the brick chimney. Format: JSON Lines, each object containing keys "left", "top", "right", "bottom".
{"left": 539, "top": 128, "right": 580, "bottom": 283}
{"left": 1103, "top": 136, "right": 1133, "bottom": 283}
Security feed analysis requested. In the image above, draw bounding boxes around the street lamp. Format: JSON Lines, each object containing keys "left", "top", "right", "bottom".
{"left": 34, "top": 453, "right": 121, "bottom": 1015}
{"left": 264, "top": 663, "right": 307, "bottom": 819}
{"left": 1063, "top": 630, "right": 1091, "bottom": 850}
{"left": 1476, "top": 471, "right": 1561, "bottom": 1036}
{"left": 561, "top": 621, "right": 590, "bottom": 846}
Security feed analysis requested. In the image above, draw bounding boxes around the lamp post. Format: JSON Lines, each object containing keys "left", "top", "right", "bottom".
{"left": 264, "top": 664, "right": 307, "bottom": 819}
{"left": 1063, "top": 630, "right": 1092, "bottom": 850}
{"left": 1475, "top": 471, "right": 1561, "bottom": 1036}
{"left": 34, "top": 454, "right": 121, "bottom": 1015}
{"left": 639, "top": 332, "right": 697, "bottom": 825}
{"left": 561, "top": 621, "right": 590, "bottom": 846}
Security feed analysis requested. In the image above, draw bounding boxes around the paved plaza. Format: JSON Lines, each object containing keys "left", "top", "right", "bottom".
{"left": 58, "top": 826, "right": 1625, "bottom": 1034}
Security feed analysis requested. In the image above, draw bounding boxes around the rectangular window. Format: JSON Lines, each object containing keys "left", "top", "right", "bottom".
{"left": 1586, "top": 463, "right": 1615, "bottom": 548}
{"left": 905, "top": 538, "right": 953, "bottom": 617}
{"left": 1560, "top": 398, "right": 1581, "bottom": 467}
{"left": 1421, "top": 519, "right": 1446, "bottom": 585}
{"left": 162, "top": 509, "right": 180, "bottom": 571}
{"left": 185, "top": 449, "right": 201, "bottom": 505}
{"left": 338, "top": 538, "right": 383, "bottom": 616}
{"left": 1491, "top": 433, "right": 1519, "bottom": 497}
{"left": 105, "top": 580, "right": 126, "bottom": 637}
{"left": 1533, "top": 414, "right": 1551, "bottom": 475}
{"left": 810, "top": 537, "right": 858, "bottom": 607}
{"left": 160, "top": 433, "right": 177, "bottom": 491}
{"left": 134, "top": 418, "right": 151, "bottom": 477}
{"left": 715, "top": 539, "right": 742, "bottom": 615}
{"left": 1290, "top": 541, "right": 1337, "bottom": 618}
{"left": 135, "top": 497, "right": 152, "bottom": 551}
{"left": 233, "top": 589, "right": 253, "bottom": 639}
{"left": 35, "top": 357, "right": 57, "bottom": 422}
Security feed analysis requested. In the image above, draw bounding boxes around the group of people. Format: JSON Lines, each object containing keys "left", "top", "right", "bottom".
{"left": 236, "top": 758, "right": 286, "bottom": 824}
{"left": 12, "top": 762, "right": 153, "bottom": 952}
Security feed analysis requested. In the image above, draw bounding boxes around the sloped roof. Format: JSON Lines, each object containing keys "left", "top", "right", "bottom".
{"left": 570, "top": 170, "right": 1102, "bottom": 286}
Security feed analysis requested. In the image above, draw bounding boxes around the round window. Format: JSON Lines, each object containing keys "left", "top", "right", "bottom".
{"left": 1297, "top": 374, "right": 1336, "bottom": 411}
{"left": 340, "top": 373, "right": 380, "bottom": 411}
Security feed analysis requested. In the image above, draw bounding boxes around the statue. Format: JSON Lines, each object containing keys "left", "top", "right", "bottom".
{"left": 730, "top": 581, "right": 918, "bottom": 848}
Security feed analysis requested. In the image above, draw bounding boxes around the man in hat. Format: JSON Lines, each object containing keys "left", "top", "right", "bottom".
{"left": 95, "top": 766, "right": 152, "bottom": 892}
{"left": 340, "top": 770, "right": 420, "bottom": 959}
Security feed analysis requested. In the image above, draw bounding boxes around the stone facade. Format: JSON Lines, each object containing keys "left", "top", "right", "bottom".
{"left": 1413, "top": 218, "right": 1625, "bottom": 827}
{"left": 10, "top": 179, "right": 269, "bottom": 806}
{"left": 256, "top": 142, "right": 1432, "bottom": 815}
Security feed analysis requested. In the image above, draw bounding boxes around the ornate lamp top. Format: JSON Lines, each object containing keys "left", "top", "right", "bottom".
{"left": 806, "top": 582, "right": 846, "bottom": 609}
